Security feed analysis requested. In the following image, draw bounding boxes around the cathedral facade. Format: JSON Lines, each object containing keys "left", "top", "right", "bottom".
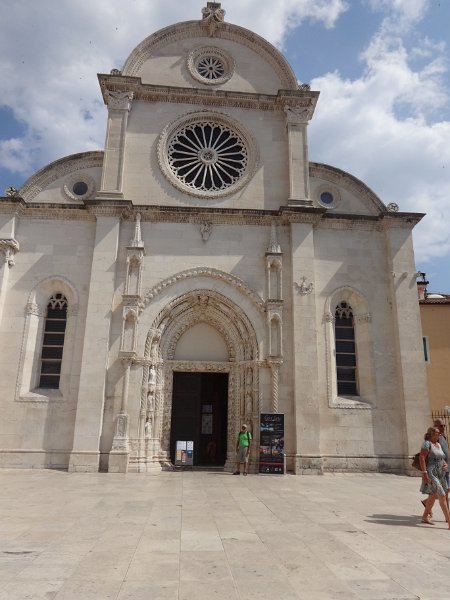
{"left": 0, "top": 4, "right": 429, "bottom": 473}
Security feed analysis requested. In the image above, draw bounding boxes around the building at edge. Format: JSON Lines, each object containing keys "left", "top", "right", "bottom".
{"left": 0, "top": 3, "right": 429, "bottom": 474}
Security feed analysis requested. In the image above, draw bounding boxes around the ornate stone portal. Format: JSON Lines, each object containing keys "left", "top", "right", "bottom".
{"left": 126, "top": 288, "right": 261, "bottom": 472}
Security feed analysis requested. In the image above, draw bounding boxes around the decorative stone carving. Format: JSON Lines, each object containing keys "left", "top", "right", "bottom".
{"left": 105, "top": 90, "right": 134, "bottom": 111}
{"left": 110, "top": 68, "right": 122, "bottom": 75}
{"left": 123, "top": 307, "right": 139, "bottom": 322}
{"left": 200, "top": 222, "right": 213, "bottom": 241}
{"left": 387, "top": 202, "right": 399, "bottom": 212}
{"left": 130, "top": 213, "right": 144, "bottom": 248}
{"left": 0, "top": 238, "right": 19, "bottom": 267}
{"left": 111, "top": 413, "right": 129, "bottom": 452}
{"left": 4, "top": 186, "right": 18, "bottom": 197}
{"left": 201, "top": 2, "right": 225, "bottom": 36}
{"left": 284, "top": 105, "right": 312, "bottom": 125}
{"left": 25, "top": 302, "right": 43, "bottom": 317}
{"left": 143, "top": 266, "right": 265, "bottom": 313}
{"left": 266, "top": 225, "right": 283, "bottom": 301}
{"left": 268, "top": 360, "right": 283, "bottom": 413}
{"left": 294, "top": 277, "right": 314, "bottom": 295}
{"left": 266, "top": 222, "right": 282, "bottom": 254}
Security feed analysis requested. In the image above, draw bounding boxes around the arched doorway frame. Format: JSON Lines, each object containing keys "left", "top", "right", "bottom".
{"left": 138, "top": 288, "right": 260, "bottom": 471}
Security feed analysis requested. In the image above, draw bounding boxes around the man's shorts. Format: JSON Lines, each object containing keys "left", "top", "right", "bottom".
{"left": 236, "top": 447, "right": 249, "bottom": 463}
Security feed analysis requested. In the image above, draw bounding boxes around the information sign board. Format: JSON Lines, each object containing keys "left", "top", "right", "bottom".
{"left": 175, "top": 440, "right": 194, "bottom": 466}
{"left": 259, "top": 413, "right": 284, "bottom": 474}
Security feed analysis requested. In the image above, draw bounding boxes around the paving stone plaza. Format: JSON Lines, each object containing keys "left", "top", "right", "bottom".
{"left": 0, "top": 469, "right": 448, "bottom": 600}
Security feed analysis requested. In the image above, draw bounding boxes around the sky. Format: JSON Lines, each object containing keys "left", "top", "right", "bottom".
{"left": 0, "top": 0, "right": 449, "bottom": 291}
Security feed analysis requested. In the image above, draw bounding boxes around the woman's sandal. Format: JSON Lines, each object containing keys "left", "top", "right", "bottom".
{"left": 421, "top": 499, "right": 433, "bottom": 517}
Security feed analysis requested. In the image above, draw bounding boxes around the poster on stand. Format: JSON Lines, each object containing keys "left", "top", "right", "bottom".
{"left": 175, "top": 440, "right": 194, "bottom": 466}
{"left": 259, "top": 413, "right": 284, "bottom": 474}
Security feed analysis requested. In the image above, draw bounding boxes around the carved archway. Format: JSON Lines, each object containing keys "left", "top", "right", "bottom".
{"left": 135, "top": 289, "right": 260, "bottom": 471}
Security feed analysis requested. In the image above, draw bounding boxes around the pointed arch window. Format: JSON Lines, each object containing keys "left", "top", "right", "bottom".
{"left": 39, "top": 293, "right": 68, "bottom": 389}
{"left": 335, "top": 301, "right": 357, "bottom": 396}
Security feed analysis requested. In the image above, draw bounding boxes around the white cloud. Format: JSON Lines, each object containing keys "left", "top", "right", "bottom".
{"left": 368, "top": 0, "right": 429, "bottom": 30}
{"left": 309, "top": 0, "right": 450, "bottom": 262}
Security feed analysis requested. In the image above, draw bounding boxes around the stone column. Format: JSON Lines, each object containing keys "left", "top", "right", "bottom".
{"left": 68, "top": 213, "right": 121, "bottom": 472}
{"left": 284, "top": 106, "right": 312, "bottom": 206}
{"left": 290, "top": 220, "right": 322, "bottom": 473}
{"left": 97, "top": 90, "right": 133, "bottom": 200}
{"left": 384, "top": 217, "right": 430, "bottom": 467}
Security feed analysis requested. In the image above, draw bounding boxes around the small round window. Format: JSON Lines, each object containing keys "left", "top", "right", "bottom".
{"left": 63, "top": 174, "right": 95, "bottom": 201}
{"left": 316, "top": 185, "right": 340, "bottom": 209}
{"left": 187, "top": 47, "right": 234, "bottom": 86}
{"left": 320, "top": 191, "right": 334, "bottom": 205}
{"left": 72, "top": 181, "right": 88, "bottom": 196}
{"left": 197, "top": 56, "right": 225, "bottom": 81}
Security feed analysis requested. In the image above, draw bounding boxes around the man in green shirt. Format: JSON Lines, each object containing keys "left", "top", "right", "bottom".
{"left": 233, "top": 424, "right": 252, "bottom": 476}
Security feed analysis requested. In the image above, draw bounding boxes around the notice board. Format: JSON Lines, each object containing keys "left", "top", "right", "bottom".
{"left": 259, "top": 413, "right": 284, "bottom": 474}
{"left": 175, "top": 440, "right": 194, "bottom": 466}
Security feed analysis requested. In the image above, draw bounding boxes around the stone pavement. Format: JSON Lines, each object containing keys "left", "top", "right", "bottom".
{"left": 0, "top": 469, "right": 448, "bottom": 600}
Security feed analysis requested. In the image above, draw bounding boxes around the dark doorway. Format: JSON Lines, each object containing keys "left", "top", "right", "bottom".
{"left": 170, "top": 372, "right": 228, "bottom": 466}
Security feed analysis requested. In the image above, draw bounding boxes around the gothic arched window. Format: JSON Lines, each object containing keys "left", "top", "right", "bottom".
{"left": 39, "top": 293, "right": 68, "bottom": 389}
{"left": 335, "top": 301, "right": 358, "bottom": 396}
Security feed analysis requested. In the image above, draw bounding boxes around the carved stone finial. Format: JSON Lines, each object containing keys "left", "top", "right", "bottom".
{"left": 299, "top": 83, "right": 311, "bottom": 91}
{"left": 130, "top": 213, "right": 144, "bottom": 248}
{"left": 387, "top": 202, "right": 399, "bottom": 212}
{"left": 5, "top": 186, "right": 18, "bottom": 197}
{"left": 201, "top": 2, "right": 225, "bottom": 36}
{"left": 267, "top": 222, "right": 282, "bottom": 254}
{"left": 110, "top": 68, "right": 122, "bottom": 75}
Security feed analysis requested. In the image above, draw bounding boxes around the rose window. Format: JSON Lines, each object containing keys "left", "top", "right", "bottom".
{"left": 196, "top": 56, "right": 225, "bottom": 81}
{"left": 167, "top": 122, "right": 248, "bottom": 193}
{"left": 187, "top": 47, "right": 234, "bottom": 86}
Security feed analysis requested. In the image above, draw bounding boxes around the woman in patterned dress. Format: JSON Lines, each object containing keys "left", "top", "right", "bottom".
{"left": 420, "top": 427, "right": 450, "bottom": 527}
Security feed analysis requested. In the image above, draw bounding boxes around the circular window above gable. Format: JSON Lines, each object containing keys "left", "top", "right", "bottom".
{"left": 315, "top": 184, "right": 341, "bottom": 209}
{"left": 158, "top": 112, "right": 258, "bottom": 199}
{"left": 187, "top": 47, "right": 234, "bottom": 86}
{"left": 63, "top": 174, "right": 96, "bottom": 201}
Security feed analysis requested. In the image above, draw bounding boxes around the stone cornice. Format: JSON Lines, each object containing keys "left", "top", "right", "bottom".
{"left": 98, "top": 75, "right": 319, "bottom": 115}
{"left": 0, "top": 200, "right": 424, "bottom": 228}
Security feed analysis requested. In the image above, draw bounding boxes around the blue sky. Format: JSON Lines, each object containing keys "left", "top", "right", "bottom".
{"left": 1, "top": 0, "right": 449, "bottom": 290}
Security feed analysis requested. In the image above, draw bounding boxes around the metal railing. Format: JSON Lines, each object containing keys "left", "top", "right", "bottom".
{"left": 431, "top": 410, "right": 450, "bottom": 433}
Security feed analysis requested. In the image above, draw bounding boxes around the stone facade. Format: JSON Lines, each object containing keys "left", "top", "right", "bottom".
{"left": 0, "top": 4, "right": 429, "bottom": 474}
